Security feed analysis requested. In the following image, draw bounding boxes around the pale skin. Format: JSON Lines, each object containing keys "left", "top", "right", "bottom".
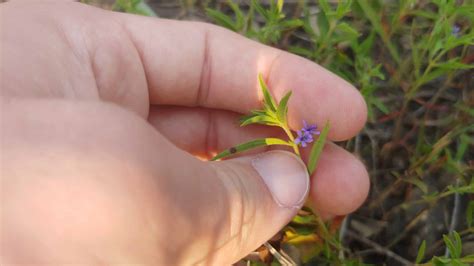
{"left": 1, "top": 1, "right": 370, "bottom": 265}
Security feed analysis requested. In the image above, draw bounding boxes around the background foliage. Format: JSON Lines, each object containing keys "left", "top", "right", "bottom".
{"left": 83, "top": 0, "right": 473, "bottom": 265}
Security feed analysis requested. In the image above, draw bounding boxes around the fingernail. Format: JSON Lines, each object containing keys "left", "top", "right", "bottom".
{"left": 252, "top": 151, "right": 310, "bottom": 208}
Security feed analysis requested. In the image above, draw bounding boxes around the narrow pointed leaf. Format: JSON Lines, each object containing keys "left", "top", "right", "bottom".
{"left": 258, "top": 74, "right": 277, "bottom": 112}
{"left": 461, "top": 255, "right": 474, "bottom": 263}
{"left": 443, "top": 234, "right": 458, "bottom": 258}
{"left": 276, "top": 90, "right": 292, "bottom": 124}
{"left": 251, "top": 110, "right": 268, "bottom": 116}
{"left": 415, "top": 240, "right": 426, "bottom": 263}
{"left": 277, "top": 0, "right": 283, "bottom": 13}
{"left": 205, "top": 8, "right": 237, "bottom": 31}
{"left": 251, "top": 0, "right": 269, "bottom": 21}
{"left": 211, "top": 138, "right": 292, "bottom": 161}
{"left": 453, "top": 231, "right": 462, "bottom": 258}
{"left": 240, "top": 115, "right": 280, "bottom": 127}
{"left": 307, "top": 121, "right": 331, "bottom": 175}
{"left": 227, "top": 1, "right": 245, "bottom": 31}
{"left": 239, "top": 113, "right": 258, "bottom": 125}
{"left": 239, "top": 110, "right": 269, "bottom": 124}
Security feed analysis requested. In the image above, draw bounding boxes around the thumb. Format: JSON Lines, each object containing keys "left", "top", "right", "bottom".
{"left": 166, "top": 150, "right": 309, "bottom": 264}
{"left": 0, "top": 100, "right": 309, "bottom": 264}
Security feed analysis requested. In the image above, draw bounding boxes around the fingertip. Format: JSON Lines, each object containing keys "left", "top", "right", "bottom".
{"left": 309, "top": 144, "right": 370, "bottom": 215}
{"left": 329, "top": 84, "right": 368, "bottom": 141}
{"left": 268, "top": 53, "right": 368, "bottom": 141}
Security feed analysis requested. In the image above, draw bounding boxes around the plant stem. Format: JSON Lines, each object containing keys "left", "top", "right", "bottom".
{"left": 282, "top": 126, "right": 300, "bottom": 156}
{"left": 445, "top": 179, "right": 461, "bottom": 257}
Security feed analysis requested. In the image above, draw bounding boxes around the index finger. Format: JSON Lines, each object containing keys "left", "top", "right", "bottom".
{"left": 119, "top": 15, "right": 367, "bottom": 141}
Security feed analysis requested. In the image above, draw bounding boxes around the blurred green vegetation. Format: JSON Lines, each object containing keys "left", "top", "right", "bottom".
{"left": 83, "top": 0, "right": 473, "bottom": 265}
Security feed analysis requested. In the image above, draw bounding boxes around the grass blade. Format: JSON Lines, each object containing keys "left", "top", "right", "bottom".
{"left": 211, "top": 138, "right": 291, "bottom": 161}
{"left": 307, "top": 121, "right": 330, "bottom": 175}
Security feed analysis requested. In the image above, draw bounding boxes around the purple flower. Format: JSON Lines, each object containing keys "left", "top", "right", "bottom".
{"left": 294, "top": 121, "right": 321, "bottom": 147}
{"left": 452, "top": 25, "right": 461, "bottom": 37}
{"left": 294, "top": 130, "right": 314, "bottom": 147}
{"left": 302, "top": 120, "right": 321, "bottom": 136}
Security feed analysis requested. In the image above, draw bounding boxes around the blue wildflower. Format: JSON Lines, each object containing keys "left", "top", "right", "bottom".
{"left": 302, "top": 120, "right": 321, "bottom": 136}
{"left": 452, "top": 25, "right": 461, "bottom": 38}
{"left": 294, "top": 121, "right": 321, "bottom": 147}
{"left": 294, "top": 130, "right": 314, "bottom": 147}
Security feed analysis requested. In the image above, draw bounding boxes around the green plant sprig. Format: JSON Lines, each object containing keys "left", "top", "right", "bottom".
{"left": 211, "top": 74, "right": 330, "bottom": 177}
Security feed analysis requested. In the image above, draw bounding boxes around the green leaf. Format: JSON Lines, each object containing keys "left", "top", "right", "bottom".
{"left": 258, "top": 74, "right": 277, "bottom": 111}
{"left": 447, "top": 184, "right": 474, "bottom": 194}
{"left": 211, "top": 138, "right": 291, "bottom": 161}
{"left": 292, "top": 214, "right": 317, "bottom": 225}
{"left": 335, "top": 22, "right": 360, "bottom": 40}
{"left": 358, "top": 0, "right": 401, "bottom": 63}
{"left": 318, "top": 0, "right": 331, "bottom": 15}
{"left": 205, "top": 8, "right": 237, "bottom": 31}
{"left": 240, "top": 114, "right": 280, "bottom": 127}
{"left": 444, "top": 33, "right": 474, "bottom": 51}
{"left": 276, "top": 91, "right": 292, "bottom": 124}
{"left": 335, "top": 0, "right": 352, "bottom": 19}
{"left": 302, "top": 5, "right": 317, "bottom": 39}
{"left": 288, "top": 46, "right": 314, "bottom": 57}
{"left": 453, "top": 231, "right": 462, "bottom": 258}
{"left": 279, "top": 19, "right": 304, "bottom": 29}
{"left": 227, "top": 1, "right": 245, "bottom": 31}
{"left": 461, "top": 255, "right": 474, "bottom": 263}
{"left": 434, "top": 59, "right": 474, "bottom": 70}
{"left": 422, "top": 67, "right": 451, "bottom": 84}
{"left": 404, "top": 177, "right": 429, "bottom": 194}
{"left": 113, "top": 0, "right": 156, "bottom": 16}
{"left": 356, "top": 31, "right": 376, "bottom": 55}
{"left": 416, "top": 240, "right": 426, "bottom": 263}
{"left": 251, "top": 0, "right": 270, "bottom": 21}
{"left": 443, "top": 234, "right": 456, "bottom": 258}
{"left": 371, "top": 97, "right": 390, "bottom": 114}
{"left": 288, "top": 224, "right": 317, "bottom": 235}
{"left": 277, "top": 0, "right": 284, "bottom": 13}
{"left": 317, "top": 8, "right": 330, "bottom": 37}
{"left": 467, "top": 201, "right": 474, "bottom": 228}
{"left": 443, "top": 233, "right": 461, "bottom": 258}
{"left": 307, "top": 121, "right": 331, "bottom": 175}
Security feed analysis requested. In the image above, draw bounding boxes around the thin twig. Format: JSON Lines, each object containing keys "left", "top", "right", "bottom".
{"left": 346, "top": 230, "right": 413, "bottom": 266}
{"left": 364, "top": 128, "right": 380, "bottom": 194}
{"left": 263, "top": 242, "right": 296, "bottom": 266}
{"left": 445, "top": 179, "right": 461, "bottom": 257}
{"left": 387, "top": 209, "right": 429, "bottom": 249}
{"left": 338, "top": 215, "right": 349, "bottom": 260}
{"left": 354, "top": 133, "right": 361, "bottom": 157}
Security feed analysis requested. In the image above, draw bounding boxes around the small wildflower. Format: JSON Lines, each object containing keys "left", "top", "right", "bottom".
{"left": 302, "top": 120, "right": 321, "bottom": 136}
{"left": 294, "top": 130, "right": 314, "bottom": 147}
{"left": 294, "top": 121, "right": 321, "bottom": 147}
{"left": 452, "top": 24, "right": 461, "bottom": 38}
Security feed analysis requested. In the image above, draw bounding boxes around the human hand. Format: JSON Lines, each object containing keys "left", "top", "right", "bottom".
{"left": 1, "top": 1, "right": 369, "bottom": 264}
